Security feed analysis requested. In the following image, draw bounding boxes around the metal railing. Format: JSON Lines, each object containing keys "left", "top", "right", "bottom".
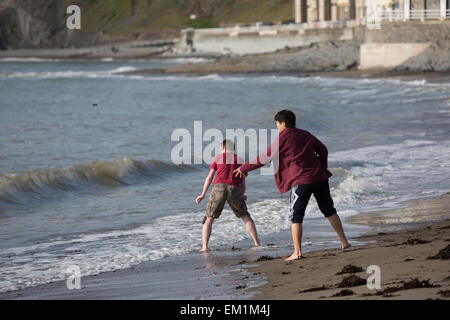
{"left": 378, "top": 10, "right": 406, "bottom": 21}
{"left": 372, "top": 9, "right": 448, "bottom": 21}
{"left": 410, "top": 9, "right": 442, "bottom": 19}
{"left": 186, "top": 8, "right": 449, "bottom": 35}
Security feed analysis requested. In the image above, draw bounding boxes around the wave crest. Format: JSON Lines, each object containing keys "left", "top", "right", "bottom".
{"left": 0, "top": 158, "right": 194, "bottom": 207}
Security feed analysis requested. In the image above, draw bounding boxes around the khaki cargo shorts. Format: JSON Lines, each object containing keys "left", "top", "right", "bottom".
{"left": 204, "top": 183, "right": 250, "bottom": 222}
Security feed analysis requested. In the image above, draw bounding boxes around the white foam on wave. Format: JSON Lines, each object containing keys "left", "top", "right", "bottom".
{"left": 133, "top": 74, "right": 450, "bottom": 90}
{"left": 109, "top": 66, "right": 138, "bottom": 73}
{"left": 330, "top": 139, "right": 450, "bottom": 207}
{"left": 0, "top": 65, "right": 138, "bottom": 80}
{"left": 126, "top": 74, "right": 312, "bottom": 83}
{"left": 399, "top": 95, "right": 450, "bottom": 105}
{"left": 0, "top": 57, "right": 61, "bottom": 62}
{"left": 305, "top": 76, "right": 450, "bottom": 90}
{"left": 169, "top": 57, "right": 210, "bottom": 63}
{"left": 0, "top": 70, "right": 309, "bottom": 83}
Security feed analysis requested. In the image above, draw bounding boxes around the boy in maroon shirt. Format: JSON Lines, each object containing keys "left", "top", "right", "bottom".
{"left": 234, "top": 110, "right": 350, "bottom": 261}
{"left": 196, "top": 139, "right": 260, "bottom": 252}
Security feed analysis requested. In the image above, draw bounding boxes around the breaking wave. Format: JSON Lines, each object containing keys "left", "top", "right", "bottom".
{"left": 0, "top": 157, "right": 195, "bottom": 207}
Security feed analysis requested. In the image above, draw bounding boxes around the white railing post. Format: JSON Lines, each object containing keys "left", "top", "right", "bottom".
{"left": 441, "top": 0, "right": 447, "bottom": 19}
{"left": 295, "top": 0, "right": 301, "bottom": 24}
{"left": 404, "top": 0, "right": 410, "bottom": 20}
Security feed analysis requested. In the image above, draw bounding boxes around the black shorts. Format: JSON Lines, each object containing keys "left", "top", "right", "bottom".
{"left": 289, "top": 179, "right": 337, "bottom": 223}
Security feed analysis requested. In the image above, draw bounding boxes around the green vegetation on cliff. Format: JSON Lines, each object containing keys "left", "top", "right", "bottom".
{"left": 78, "top": 0, "right": 295, "bottom": 35}
{"left": 0, "top": 0, "right": 295, "bottom": 48}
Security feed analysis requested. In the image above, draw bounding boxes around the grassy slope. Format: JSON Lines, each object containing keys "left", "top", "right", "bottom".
{"left": 223, "top": 0, "right": 294, "bottom": 24}
{"left": 67, "top": 0, "right": 294, "bottom": 36}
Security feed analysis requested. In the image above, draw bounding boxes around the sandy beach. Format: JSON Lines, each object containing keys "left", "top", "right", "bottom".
{"left": 248, "top": 193, "right": 450, "bottom": 300}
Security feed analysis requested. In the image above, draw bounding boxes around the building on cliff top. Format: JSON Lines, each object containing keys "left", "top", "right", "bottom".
{"left": 293, "top": 0, "right": 449, "bottom": 23}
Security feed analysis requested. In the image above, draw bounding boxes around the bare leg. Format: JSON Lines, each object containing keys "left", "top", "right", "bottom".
{"left": 285, "top": 222, "right": 303, "bottom": 261}
{"left": 201, "top": 217, "right": 214, "bottom": 252}
{"left": 327, "top": 213, "right": 351, "bottom": 249}
{"left": 241, "top": 215, "right": 260, "bottom": 247}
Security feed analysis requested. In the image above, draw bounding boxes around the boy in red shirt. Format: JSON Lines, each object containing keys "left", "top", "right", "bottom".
{"left": 196, "top": 139, "right": 261, "bottom": 252}
{"left": 234, "top": 110, "right": 350, "bottom": 261}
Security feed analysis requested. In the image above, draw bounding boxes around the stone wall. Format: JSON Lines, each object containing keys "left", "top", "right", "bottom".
{"left": 174, "top": 23, "right": 365, "bottom": 55}
{"left": 360, "top": 21, "right": 450, "bottom": 71}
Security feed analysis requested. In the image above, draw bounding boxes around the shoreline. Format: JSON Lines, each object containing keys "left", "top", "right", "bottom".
{"left": 0, "top": 244, "right": 268, "bottom": 300}
{"left": 0, "top": 40, "right": 219, "bottom": 61}
{"left": 0, "top": 193, "right": 448, "bottom": 299}
{"left": 2, "top": 41, "right": 450, "bottom": 83}
{"left": 122, "top": 69, "right": 450, "bottom": 83}
{"left": 248, "top": 193, "right": 450, "bottom": 300}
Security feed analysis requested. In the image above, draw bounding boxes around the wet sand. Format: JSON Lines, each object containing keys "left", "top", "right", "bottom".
{"left": 0, "top": 247, "right": 267, "bottom": 300}
{"left": 248, "top": 193, "right": 450, "bottom": 300}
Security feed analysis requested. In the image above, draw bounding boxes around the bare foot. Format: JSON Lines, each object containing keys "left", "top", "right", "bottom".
{"left": 200, "top": 248, "right": 209, "bottom": 252}
{"left": 342, "top": 243, "right": 351, "bottom": 250}
{"left": 284, "top": 253, "right": 302, "bottom": 261}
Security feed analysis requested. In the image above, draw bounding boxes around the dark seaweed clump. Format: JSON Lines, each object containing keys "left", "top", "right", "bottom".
{"left": 332, "top": 289, "right": 354, "bottom": 297}
{"left": 337, "top": 275, "right": 366, "bottom": 288}
{"left": 376, "top": 278, "right": 439, "bottom": 296}
{"left": 427, "top": 244, "right": 450, "bottom": 260}
{"left": 438, "top": 290, "right": 450, "bottom": 298}
{"left": 402, "top": 278, "right": 438, "bottom": 290}
{"left": 336, "top": 264, "right": 364, "bottom": 275}
{"left": 298, "top": 285, "right": 330, "bottom": 293}
{"left": 403, "top": 238, "right": 431, "bottom": 245}
{"left": 255, "top": 255, "right": 275, "bottom": 262}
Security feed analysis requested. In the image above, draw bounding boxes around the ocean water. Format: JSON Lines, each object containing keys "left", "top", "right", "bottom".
{"left": 0, "top": 59, "right": 449, "bottom": 296}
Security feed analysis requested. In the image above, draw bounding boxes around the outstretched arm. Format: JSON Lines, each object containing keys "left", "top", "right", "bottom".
{"left": 234, "top": 136, "right": 280, "bottom": 178}
{"left": 196, "top": 169, "right": 215, "bottom": 204}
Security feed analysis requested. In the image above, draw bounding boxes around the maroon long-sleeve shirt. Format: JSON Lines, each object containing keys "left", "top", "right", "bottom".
{"left": 238, "top": 127, "right": 332, "bottom": 194}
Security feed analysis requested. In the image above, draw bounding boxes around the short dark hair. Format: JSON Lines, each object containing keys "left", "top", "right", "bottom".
{"left": 221, "top": 139, "right": 235, "bottom": 151}
{"left": 274, "top": 110, "right": 296, "bottom": 127}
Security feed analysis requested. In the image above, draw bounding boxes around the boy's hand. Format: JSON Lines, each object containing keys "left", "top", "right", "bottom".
{"left": 195, "top": 195, "right": 205, "bottom": 204}
{"left": 243, "top": 194, "right": 247, "bottom": 201}
{"left": 233, "top": 168, "right": 245, "bottom": 178}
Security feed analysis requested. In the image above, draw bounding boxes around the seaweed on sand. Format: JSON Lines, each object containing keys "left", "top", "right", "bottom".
{"left": 255, "top": 255, "right": 276, "bottom": 262}
{"left": 337, "top": 275, "right": 366, "bottom": 288}
{"left": 375, "top": 278, "right": 439, "bottom": 296}
{"left": 438, "top": 290, "right": 450, "bottom": 298}
{"left": 427, "top": 244, "right": 450, "bottom": 260}
{"left": 332, "top": 289, "right": 354, "bottom": 297}
{"left": 403, "top": 238, "right": 431, "bottom": 245}
{"left": 336, "top": 264, "right": 364, "bottom": 275}
{"left": 298, "top": 285, "right": 330, "bottom": 293}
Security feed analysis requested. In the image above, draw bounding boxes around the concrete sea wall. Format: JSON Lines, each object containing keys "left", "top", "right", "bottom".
{"left": 172, "top": 21, "right": 450, "bottom": 72}
{"left": 174, "top": 22, "right": 363, "bottom": 55}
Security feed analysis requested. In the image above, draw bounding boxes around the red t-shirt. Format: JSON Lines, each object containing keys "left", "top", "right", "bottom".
{"left": 209, "top": 152, "right": 244, "bottom": 187}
